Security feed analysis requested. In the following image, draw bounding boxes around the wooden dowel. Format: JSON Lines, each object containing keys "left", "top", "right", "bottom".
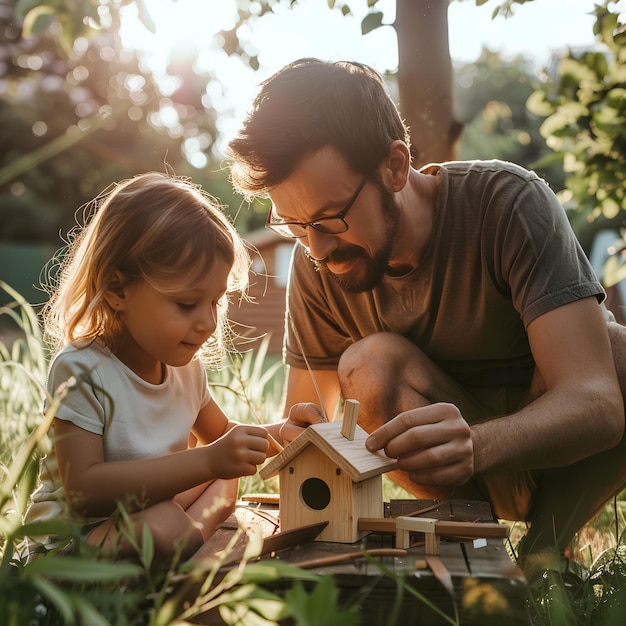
{"left": 358, "top": 517, "right": 508, "bottom": 539}
{"left": 341, "top": 398, "right": 359, "bottom": 440}
{"left": 292, "top": 548, "right": 407, "bottom": 570}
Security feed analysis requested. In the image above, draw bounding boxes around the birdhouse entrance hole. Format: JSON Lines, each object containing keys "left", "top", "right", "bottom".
{"left": 300, "top": 477, "right": 331, "bottom": 510}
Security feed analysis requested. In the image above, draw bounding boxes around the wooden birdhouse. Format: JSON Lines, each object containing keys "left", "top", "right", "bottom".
{"left": 259, "top": 419, "right": 398, "bottom": 543}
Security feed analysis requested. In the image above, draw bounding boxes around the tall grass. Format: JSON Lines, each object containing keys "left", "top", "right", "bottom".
{"left": 3, "top": 281, "right": 626, "bottom": 625}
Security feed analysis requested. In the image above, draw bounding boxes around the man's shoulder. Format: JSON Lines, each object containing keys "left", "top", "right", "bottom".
{"left": 426, "top": 159, "right": 542, "bottom": 184}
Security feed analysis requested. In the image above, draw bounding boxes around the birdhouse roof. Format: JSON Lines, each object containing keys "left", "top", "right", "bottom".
{"left": 259, "top": 422, "right": 398, "bottom": 482}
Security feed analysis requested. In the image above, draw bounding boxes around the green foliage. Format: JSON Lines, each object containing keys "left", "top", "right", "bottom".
{"left": 282, "top": 576, "right": 360, "bottom": 626}
{"left": 527, "top": 1, "right": 625, "bottom": 224}
{"left": 526, "top": 539, "right": 626, "bottom": 626}
{"left": 207, "top": 337, "right": 286, "bottom": 495}
{"left": 0, "top": 0, "right": 261, "bottom": 246}
{"left": 455, "top": 48, "right": 564, "bottom": 191}
{"left": 0, "top": 281, "right": 48, "bottom": 466}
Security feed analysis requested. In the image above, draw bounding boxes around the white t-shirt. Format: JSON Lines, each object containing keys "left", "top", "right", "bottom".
{"left": 25, "top": 340, "right": 211, "bottom": 543}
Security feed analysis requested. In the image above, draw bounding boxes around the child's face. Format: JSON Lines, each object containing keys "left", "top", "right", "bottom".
{"left": 113, "top": 256, "right": 232, "bottom": 381}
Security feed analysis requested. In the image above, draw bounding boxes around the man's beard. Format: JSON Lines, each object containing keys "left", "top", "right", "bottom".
{"left": 309, "top": 184, "right": 400, "bottom": 293}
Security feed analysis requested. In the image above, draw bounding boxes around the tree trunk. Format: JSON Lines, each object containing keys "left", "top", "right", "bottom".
{"left": 393, "top": 0, "right": 463, "bottom": 166}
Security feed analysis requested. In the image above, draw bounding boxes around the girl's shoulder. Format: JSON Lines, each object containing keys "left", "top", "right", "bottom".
{"left": 51, "top": 340, "right": 111, "bottom": 369}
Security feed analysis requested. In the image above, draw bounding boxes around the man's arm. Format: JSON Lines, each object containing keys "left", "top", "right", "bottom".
{"left": 366, "top": 297, "right": 624, "bottom": 486}
{"left": 472, "top": 297, "right": 624, "bottom": 473}
{"left": 281, "top": 365, "right": 341, "bottom": 421}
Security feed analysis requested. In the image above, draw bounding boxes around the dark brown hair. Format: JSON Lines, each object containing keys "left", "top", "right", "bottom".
{"left": 227, "top": 58, "right": 411, "bottom": 199}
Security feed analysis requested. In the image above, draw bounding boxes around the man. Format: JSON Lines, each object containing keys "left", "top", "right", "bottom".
{"left": 227, "top": 58, "right": 626, "bottom": 566}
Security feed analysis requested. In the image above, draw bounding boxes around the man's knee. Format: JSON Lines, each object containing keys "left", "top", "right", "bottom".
{"left": 337, "top": 333, "right": 440, "bottom": 423}
{"left": 339, "top": 333, "right": 422, "bottom": 381}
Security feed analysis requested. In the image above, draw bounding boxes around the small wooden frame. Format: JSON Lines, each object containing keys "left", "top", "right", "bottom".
{"left": 397, "top": 516, "right": 439, "bottom": 553}
{"left": 391, "top": 516, "right": 509, "bottom": 554}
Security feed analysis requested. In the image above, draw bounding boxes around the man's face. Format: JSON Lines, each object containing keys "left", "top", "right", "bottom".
{"left": 268, "top": 146, "right": 401, "bottom": 293}
{"left": 308, "top": 178, "right": 400, "bottom": 293}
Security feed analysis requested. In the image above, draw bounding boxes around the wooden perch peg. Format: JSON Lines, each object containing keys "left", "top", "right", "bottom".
{"left": 341, "top": 399, "right": 360, "bottom": 440}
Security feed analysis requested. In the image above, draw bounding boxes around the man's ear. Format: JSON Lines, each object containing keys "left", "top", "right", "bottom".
{"left": 382, "top": 140, "right": 411, "bottom": 192}
{"left": 104, "top": 271, "right": 128, "bottom": 311}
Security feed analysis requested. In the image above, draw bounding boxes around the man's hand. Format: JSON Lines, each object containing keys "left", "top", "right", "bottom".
{"left": 280, "top": 402, "right": 328, "bottom": 445}
{"left": 365, "top": 403, "right": 474, "bottom": 487}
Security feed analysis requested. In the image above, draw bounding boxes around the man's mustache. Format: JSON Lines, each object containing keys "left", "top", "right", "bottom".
{"left": 310, "top": 246, "right": 367, "bottom": 265}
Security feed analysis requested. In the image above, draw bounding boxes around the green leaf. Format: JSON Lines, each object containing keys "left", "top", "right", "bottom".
{"left": 219, "top": 604, "right": 276, "bottom": 626}
{"left": 221, "top": 585, "right": 289, "bottom": 621}
{"left": 235, "top": 560, "right": 319, "bottom": 585}
{"left": 283, "top": 577, "right": 360, "bottom": 626}
{"left": 242, "top": 526, "right": 264, "bottom": 561}
{"left": 606, "top": 87, "right": 626, "bottom": 109}
{"left": 526, "top": 90, "right": 555, "bottom": 117}
{"left": 31, "top": 576, "right": 76, "bottom": 625}
{"left": 14, "top": 0, "right": 44, "bottom": 20}
{"left": 361, "top": 11, "right": 383, "bottom": 35}
{"left": 14, "top": 518, "right": 80, "bottom": 540}
{"left": 603, "top": 254, "right": 626, "bottom": 287}
{"left": 21, "top": 5, "right": 56, "bottom": 36}
{"left": 25, "top": 555, "right": 143, "bottom": 582}
{"left": 141, "top": 522, "right": 154, "bottom": 569}
{"left": 74, "top": 595, "right": 112, "bottom": 626}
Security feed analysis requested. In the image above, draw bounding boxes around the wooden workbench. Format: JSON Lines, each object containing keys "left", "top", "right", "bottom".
{"left": 189, "top": 499, "right": 532, "bottom": 625}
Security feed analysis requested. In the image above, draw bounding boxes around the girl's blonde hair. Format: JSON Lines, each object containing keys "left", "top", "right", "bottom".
{"left": 42, "top": 172, "right": 250, "bottom": 366}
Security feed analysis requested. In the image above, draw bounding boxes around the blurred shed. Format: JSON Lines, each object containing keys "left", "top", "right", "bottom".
{"left": 230, "top": 228, "right": 295, "bottom": 355}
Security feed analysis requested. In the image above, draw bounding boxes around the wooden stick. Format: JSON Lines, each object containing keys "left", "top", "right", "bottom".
{"left": 291, "top": 548, "right": 407, "bottom": 570}
{"left": 358, "top": 517, "right": 508, "bottom": 539}
{"left": 266, "top": 431, "right": 284, "bottom": 453}
{"left": 341, "top": 399, "right": 360, "bottom": 440}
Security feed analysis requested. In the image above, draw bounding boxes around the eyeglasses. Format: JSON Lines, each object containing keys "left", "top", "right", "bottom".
{"left": 265, "top": 174, "right": 369, "bottom": 239}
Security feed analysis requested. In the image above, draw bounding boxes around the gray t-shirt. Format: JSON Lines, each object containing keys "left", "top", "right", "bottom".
{"left": 284, "top": 160, "right": 604, "bottom": 387}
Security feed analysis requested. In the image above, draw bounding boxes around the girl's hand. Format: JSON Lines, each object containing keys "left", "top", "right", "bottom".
{"left": 280, "top": 402, "right": 328, "bottom": 445}
{"left": 206, "top": 424, "right": 269, "bottom": 479}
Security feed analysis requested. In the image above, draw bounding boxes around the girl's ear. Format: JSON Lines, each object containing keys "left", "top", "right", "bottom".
{"left": 104, "top": 271, "right": 128, "bottom": 311}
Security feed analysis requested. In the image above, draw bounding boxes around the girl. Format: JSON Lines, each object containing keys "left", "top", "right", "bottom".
{"left": 26, "top": 172, "right": 310, "bottom": 560}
